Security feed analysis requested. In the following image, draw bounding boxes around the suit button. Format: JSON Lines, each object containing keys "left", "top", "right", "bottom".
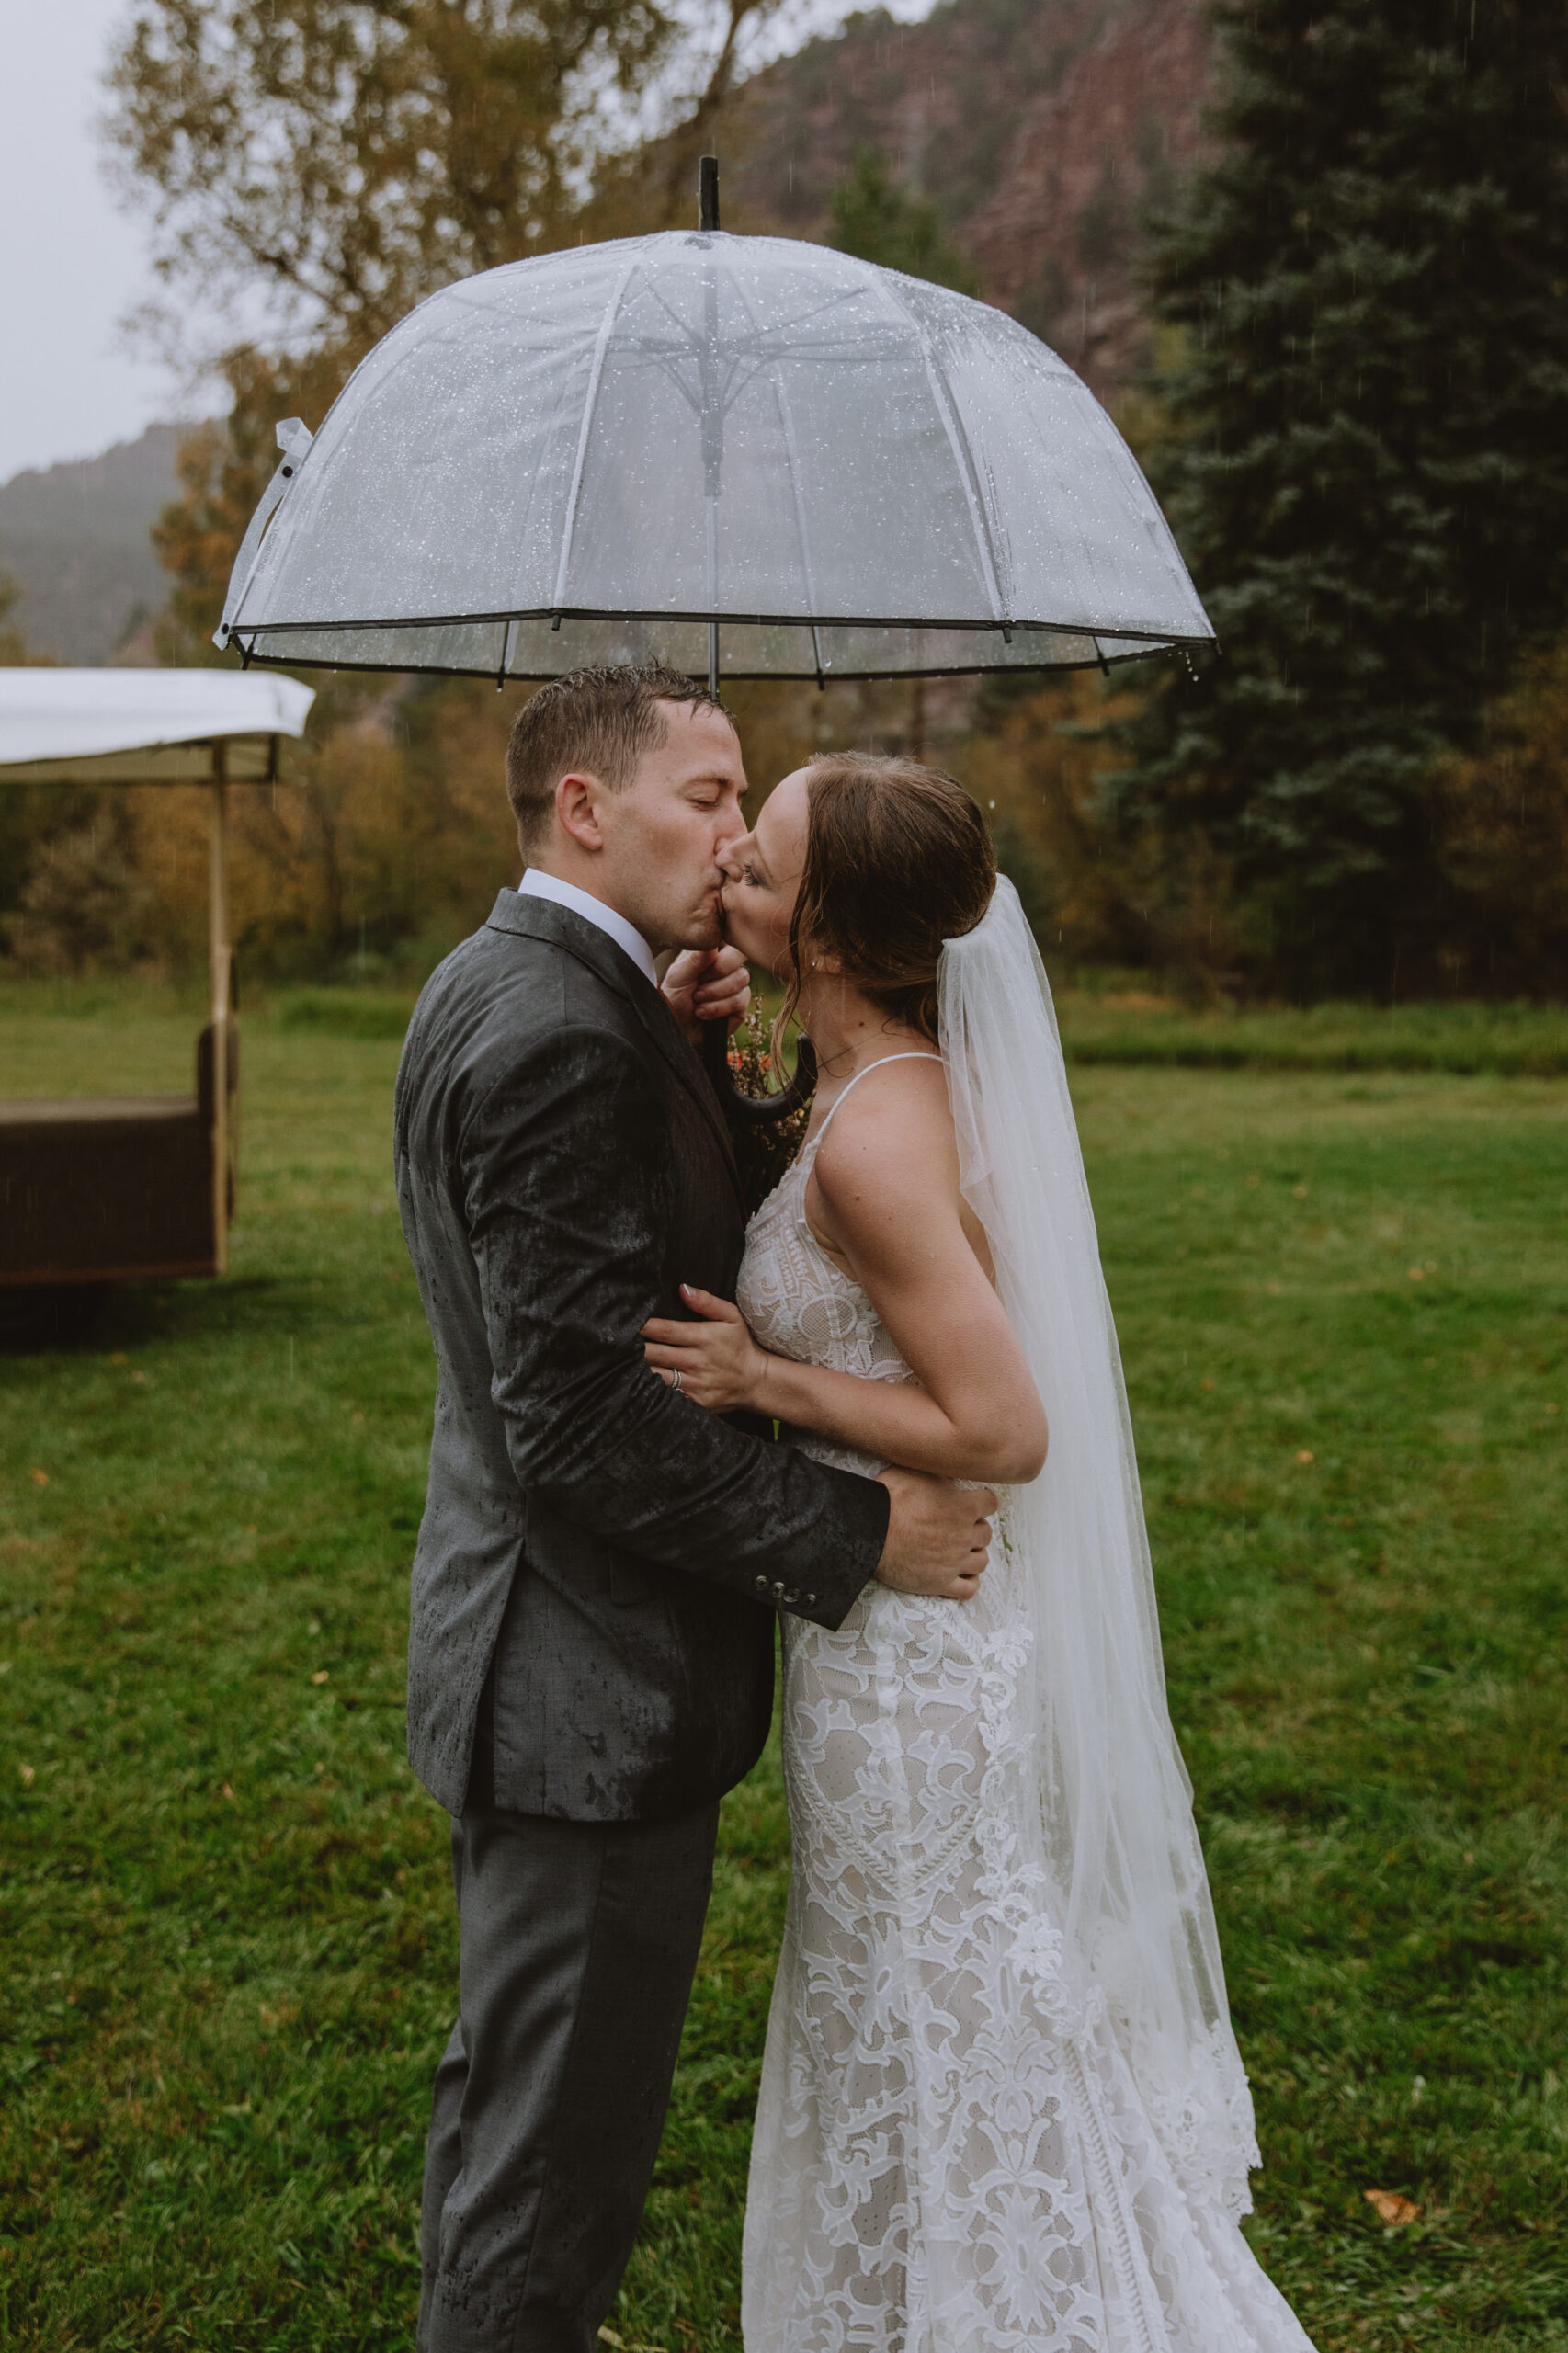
{"left": 803, "top": 1593, "right": 817, "bottom": 1607}
{"left": 753, "top": 1575, "right": 769, "bottom": 1594}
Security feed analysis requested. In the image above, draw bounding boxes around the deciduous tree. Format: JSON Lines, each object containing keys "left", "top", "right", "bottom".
{"left": 104, "top": 0, "right": 679, "bottom": 354}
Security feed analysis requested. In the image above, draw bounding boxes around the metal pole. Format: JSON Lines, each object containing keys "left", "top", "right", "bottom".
{"left": 700, "top": 154, "right": 722, "bottom": 697}
{"left": 209, "top": 746, "right": 231, "bottom": 1276}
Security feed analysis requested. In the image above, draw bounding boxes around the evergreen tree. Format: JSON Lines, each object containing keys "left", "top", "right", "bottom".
{"left": 828, "top": 152, "right": 979, "bottom": 294}
{"left": 1114, "top": 0, "right": 1568, "bottom": 993}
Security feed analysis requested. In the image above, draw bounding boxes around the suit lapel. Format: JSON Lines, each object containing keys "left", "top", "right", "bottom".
{"left": 486, "top": 891, "right": 743, "bottom": 1204}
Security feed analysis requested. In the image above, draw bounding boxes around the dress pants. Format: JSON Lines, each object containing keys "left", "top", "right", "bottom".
{"left": 417, "top": 1773, "right": 720, "bottom": 2353}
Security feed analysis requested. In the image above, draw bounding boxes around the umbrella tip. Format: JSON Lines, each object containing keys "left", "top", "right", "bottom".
{"left": 699, "top": 154, "right": 721, "bottom": 233}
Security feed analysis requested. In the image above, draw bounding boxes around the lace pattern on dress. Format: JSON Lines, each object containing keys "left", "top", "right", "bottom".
{"left": 735, "top": 1121, "right": 1315, "bottom": 2353}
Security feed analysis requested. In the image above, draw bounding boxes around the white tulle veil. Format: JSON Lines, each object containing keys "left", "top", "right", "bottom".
{"left": 938, "top": 875, "right": 1260, "bottom": 2220}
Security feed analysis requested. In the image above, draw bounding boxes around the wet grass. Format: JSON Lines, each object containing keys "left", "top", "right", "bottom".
{"left": 1, "top": 1000, "right": 1564, "bottom": 2350}
{"left": 1056, "top": 995, "right": 1568, "bottom": 1074}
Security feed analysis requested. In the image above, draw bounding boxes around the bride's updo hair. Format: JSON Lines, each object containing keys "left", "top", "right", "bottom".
{"left": 785, "top": 752, "right": 995, "bottom": 1043}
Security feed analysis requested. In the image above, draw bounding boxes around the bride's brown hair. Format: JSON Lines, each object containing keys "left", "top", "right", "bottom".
{"left": 780, "top": 753, "right": 995, "bottom": 1046}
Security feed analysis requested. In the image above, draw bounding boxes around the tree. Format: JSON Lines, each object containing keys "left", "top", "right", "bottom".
{"left": 1436, "top": 627, "right": 1568, "bottom": 995}
{"left": 1113, "top": 0, "right": 1568, "bottom": 994}
{"left": 104, "top": 0, "right": 679, "bottom": 357}
{"left": 827, "top": 151, "right": 978, "bottom": 296}
{"left": 0, "top": 574, "right": 28, "bottom": 667}
{"left": 0, "top": 577, "right": 90, "bottom": 944}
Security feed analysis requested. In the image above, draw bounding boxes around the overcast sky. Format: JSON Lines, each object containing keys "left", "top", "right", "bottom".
{"left": 0, "top": 0, "right": 203, "bottom": 483}
{"left": 0, "top": 0, "right": 932, "bottom": 489}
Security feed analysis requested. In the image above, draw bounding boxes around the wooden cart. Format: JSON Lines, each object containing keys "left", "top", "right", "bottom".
{"left": 0, "top": 671, "right": 313, "bottom": 1336}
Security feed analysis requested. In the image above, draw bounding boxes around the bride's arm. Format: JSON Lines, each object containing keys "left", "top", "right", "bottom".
{"left": 642, "top": 1062, "right": 1048, "bottom": 1485}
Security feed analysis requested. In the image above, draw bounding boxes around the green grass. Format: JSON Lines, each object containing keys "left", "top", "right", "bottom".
{"left": 1, "top": 995, "right": 1565, "bottom": 2351}
{"left": 1053, "top": 994, "right": 1568, "bottom": 1074}
{"left": 10, "top": 972, "right": 1568, "bottom": 1071}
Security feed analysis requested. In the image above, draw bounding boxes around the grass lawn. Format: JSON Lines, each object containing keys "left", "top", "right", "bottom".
{"left": 1, "top": 988, "right": 1564, "bottom": 2351}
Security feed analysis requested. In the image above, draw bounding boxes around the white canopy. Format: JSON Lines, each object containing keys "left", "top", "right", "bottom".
{"left": 0, "top": 669, "right": 313, "bottom": 770}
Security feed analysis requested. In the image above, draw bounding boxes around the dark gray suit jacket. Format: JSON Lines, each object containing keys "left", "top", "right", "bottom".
{"left": 394, "top": 891, "right": 889, "bottom": 1821}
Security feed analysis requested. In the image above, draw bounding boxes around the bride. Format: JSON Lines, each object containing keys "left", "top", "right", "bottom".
{"left": 642, "top": 752, "right": 1316, "bottom": 2353}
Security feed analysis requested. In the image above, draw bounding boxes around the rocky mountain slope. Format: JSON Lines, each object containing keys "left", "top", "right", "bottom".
{"left": 690, "top": 0, "right": 1210, "bottom": 395}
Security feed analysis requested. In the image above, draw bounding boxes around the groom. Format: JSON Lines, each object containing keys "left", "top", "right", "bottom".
{"left": 395, "top": 664, "right": 994, "bottom": 2351}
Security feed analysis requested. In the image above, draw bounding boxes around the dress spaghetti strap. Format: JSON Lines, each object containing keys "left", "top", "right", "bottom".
{"left": 806, "top": 1051, "right": 944, "bottom": 1156}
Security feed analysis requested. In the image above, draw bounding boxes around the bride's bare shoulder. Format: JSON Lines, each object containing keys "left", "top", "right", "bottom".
{"left": 811, "top": 1054, "right": 958, "bottom": 1206}
{"left": 808, "top": 1053, "right": 997, "bottom": 1279}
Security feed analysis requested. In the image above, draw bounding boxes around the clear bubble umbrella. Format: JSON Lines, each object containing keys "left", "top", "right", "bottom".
{"left": 217, "top": 175, "right": 1212, "bottom": 691}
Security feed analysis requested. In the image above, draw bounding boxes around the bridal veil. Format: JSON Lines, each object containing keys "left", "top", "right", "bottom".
{"left": 937, "top": 876, "right": 1260, "bottom": 2220}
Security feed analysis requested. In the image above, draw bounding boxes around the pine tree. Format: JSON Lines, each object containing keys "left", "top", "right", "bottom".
{"left": 1114, "top": 0, "right": 1568, "bottom": 993}
{"left": 827, "top": 153, "right": 979, "bottom": 295}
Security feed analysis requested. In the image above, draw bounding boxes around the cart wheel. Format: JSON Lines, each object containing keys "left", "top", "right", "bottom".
{"left": 0, "top": 1284, "right": 108, "bottom": 1351}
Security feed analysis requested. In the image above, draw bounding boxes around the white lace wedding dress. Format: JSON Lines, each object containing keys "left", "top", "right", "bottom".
{"left": 735, "top": 1062, "right": 1315, "bottom": 2353}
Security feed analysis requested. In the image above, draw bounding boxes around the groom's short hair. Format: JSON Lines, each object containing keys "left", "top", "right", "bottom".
{"left": 506, "top": 664, "right": 731, "bottom": 850}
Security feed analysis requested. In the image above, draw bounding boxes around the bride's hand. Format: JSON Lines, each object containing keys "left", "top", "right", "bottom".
{"left": 642, "top": 1285, "right": 769, "bottom": 1413}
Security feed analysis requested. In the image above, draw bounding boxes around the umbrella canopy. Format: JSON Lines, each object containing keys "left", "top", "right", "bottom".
{"left": 218, "top": 232, "right": 1212, "bottom": 684}
{"left": 0, "top": 669, "right": 314, "bottom": 779}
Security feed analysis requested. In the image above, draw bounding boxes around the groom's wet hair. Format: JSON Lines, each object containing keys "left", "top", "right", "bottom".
{"left": 506, "top": 665, "right": 732, "bottom": 850}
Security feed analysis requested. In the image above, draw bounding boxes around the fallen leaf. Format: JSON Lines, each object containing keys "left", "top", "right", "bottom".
{"left": 28, "top": 1468, "right": 48, "bottom": 1486}
{"left": 1408, "top": 1267, "right": 1425, "bottom": 1281}
{"left": 109, "top": 1353, "right": 128, "bottom": 1366}
{"left": 1365, "top": 2188, "right": 1420, "bottom": 2227}
{"left": 312, "top": 1669, "right": 330, "bottom": 1685}
{"left": 222, "top": 1783, "right": 236, "bottom": 1802}
{"left": 1200, "top": 1377, "right": 1215, "bottom": 1392}
{"left": 1291, "top": 1182, "right": 1308, "bottom": 1198}
{"left": 19, "top": 1765, "right": 36, "bottom": 1788}
{"left": 1296, "top": 1449, "right": 1314, "bottom": 1465}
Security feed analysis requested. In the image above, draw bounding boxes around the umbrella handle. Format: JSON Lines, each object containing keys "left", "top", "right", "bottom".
{"left": 699, "top": 1014, "right": 818, "bottom": 1126}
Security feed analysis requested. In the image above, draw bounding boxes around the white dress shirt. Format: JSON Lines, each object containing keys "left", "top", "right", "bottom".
{"left": 518, "top": 868, "right": 658, "bottom": 990}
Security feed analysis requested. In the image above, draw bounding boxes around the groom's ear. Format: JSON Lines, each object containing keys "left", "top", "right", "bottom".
{"left": 555, "top": 768, "right": 608, "bottom": 853}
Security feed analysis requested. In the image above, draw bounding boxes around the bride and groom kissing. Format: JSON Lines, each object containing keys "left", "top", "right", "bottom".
{"left": 394, "top": 665, "right": 1316, "bottom": 2353}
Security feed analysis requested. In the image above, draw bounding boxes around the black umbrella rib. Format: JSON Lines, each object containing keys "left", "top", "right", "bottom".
{"left": 234, "top": 608, "right": 1205, "bottom": 643}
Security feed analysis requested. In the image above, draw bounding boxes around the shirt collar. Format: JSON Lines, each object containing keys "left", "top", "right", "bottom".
{"left": 517, "top": 868, "right": 658, "bottom": 990}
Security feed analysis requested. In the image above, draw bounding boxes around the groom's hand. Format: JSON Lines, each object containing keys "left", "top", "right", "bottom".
{"left": 873, "top": 1468, "right": 996, "bottom": 1602}
{"left": 663, "top": 944, "right": 750, "bottom": 1043}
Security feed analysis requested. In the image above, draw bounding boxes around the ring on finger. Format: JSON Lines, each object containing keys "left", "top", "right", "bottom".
{"left": 669, "top": 1367, "right": 683, "bottom": 1393}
